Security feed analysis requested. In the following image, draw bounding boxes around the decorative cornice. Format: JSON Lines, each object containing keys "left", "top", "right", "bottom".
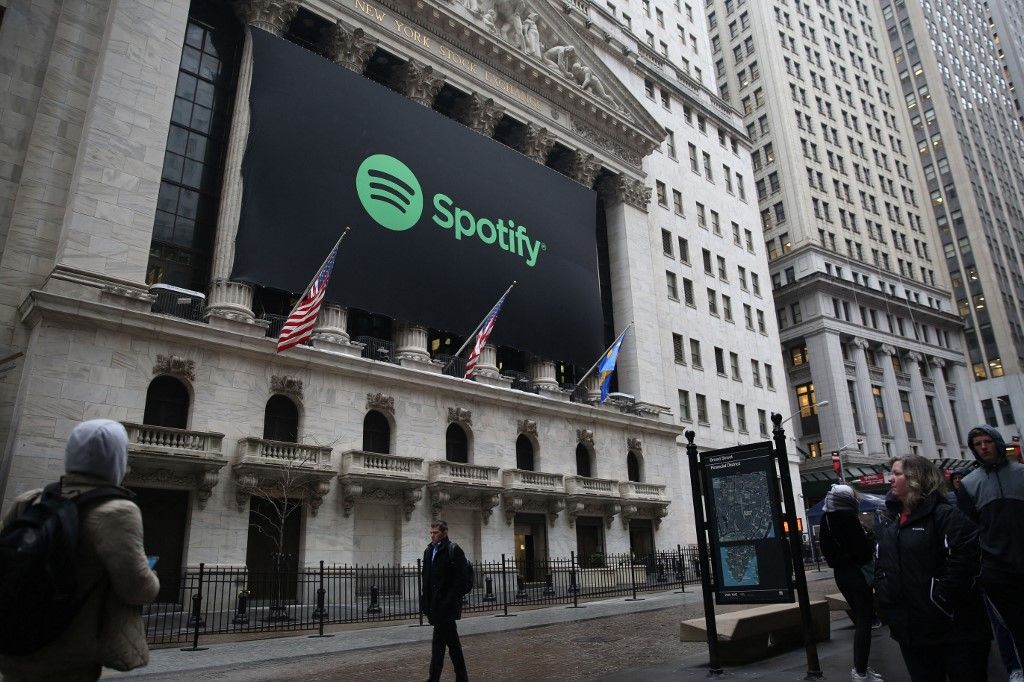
{"left": 366, "top": 392, "right": 395, "bottom": 416}
{"left": 235, "top": 0, "right": 298, "bottom": 35}
{"left": 325, "top": 20, "right": 378, "bottom": 72}
{"left": 570, "top": 118, "right": 644, "bottom": 167}
{"left": 154, "top": 354, "right": 195, "bottom": 382}
{"left": 596, "top": 174, "right": 650, "bottom": 211}
{"left": 448, "top": 407, "right": 473, "bottom": 427}
{"left": 270, "top": 374, "right": 303, "bottom": 400}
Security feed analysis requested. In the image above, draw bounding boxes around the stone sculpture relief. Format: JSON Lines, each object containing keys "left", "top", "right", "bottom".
{"left": 458, "top": 0, "right": 618, "bottom": 108}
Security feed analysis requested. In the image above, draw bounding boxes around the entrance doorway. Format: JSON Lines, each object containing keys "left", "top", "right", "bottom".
{"left": 130, "top": 487, "right": 189, "bottom": 604}
{"left": 513, "top": 513, "right": 548, "bottom": 581}
{"left": 575, "top": 517, "right": 605, "bottom": 567}
{"left": 629, "top": 519, "right": 655, "bottom": 559}
{"left": 245, "top": 496, "right": 302, "bottom": 600}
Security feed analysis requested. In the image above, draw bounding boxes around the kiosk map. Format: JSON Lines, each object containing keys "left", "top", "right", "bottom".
{"left": 711, "top": 471, "right": 775, "bottom": 586}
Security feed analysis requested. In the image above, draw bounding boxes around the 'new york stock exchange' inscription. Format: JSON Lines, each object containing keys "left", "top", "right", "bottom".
{"left": 353, "top": 0, "right": 544, "bottom": 111}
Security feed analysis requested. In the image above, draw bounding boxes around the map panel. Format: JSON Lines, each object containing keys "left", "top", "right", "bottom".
{"left": 710, "top": 471, "right": 775, "bottom": 542}
{"left": 719, "top": 546, "right": 759, "bottom": 587}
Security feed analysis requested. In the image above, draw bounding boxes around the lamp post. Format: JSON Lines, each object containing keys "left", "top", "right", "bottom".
{"left": 780, "top": 400, "right": 830, "bottom": 426}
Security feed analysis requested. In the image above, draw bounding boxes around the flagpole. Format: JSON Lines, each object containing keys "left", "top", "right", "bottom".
{"left": 443, "top": 281, "right": 517, "bottom": 373}
{"left": 572, "top": 321, "right": 634, "bottom": 393}
{"left": 283, "top": 227, "right": 349, "bottom": 320}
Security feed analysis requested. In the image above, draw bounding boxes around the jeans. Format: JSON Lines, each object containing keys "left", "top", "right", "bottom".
{"left": 984, "top": 579, "right": 1024, "bottom": 671}
{"left": 834, "top": 564, "right": 874, "bottom": 674}
{"left": 429, "top": 619, "right": 468, "bottom": 682}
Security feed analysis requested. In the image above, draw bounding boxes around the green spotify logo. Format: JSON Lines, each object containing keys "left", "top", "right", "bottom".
{"left": 355, "top": 153, "right": 546, "bottom": 267}
{"left": 355, "top": 154, "right": 423, "bottom": 232}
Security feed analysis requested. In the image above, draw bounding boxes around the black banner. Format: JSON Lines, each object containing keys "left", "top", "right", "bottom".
{"left": 700, "top": 442, "right": 793, "bottom": 604}
{"left": 234, "top": 29, "right": 604, "bottom": 366}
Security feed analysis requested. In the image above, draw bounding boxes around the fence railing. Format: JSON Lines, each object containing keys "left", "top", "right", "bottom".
{"left": 146, "top": 548, "right": 702, "bottom": 646}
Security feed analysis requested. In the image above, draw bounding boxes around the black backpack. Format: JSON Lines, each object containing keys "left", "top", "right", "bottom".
{"left": 448, "top": 542, "right": 474, "bottom": 595}
{"left": 0, "top": 481, "right": 133, "bottom": 656}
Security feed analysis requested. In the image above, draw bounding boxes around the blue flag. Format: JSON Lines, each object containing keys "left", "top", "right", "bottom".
{"left": 597, "top": 329, "right": 628, "bottom": 403}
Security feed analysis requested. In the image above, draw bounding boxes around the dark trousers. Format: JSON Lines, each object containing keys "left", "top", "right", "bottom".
{"left": 984, "top": 579, "right": 1024, "bottom": 667}
{"left": 429, "top": 619, "right": 467, "bottom": 682}
{"left": 899, "top": 640, "right": 990, "bottom": 682}
{"left": 834, "top": 565, "right": 874, "bottom": 675}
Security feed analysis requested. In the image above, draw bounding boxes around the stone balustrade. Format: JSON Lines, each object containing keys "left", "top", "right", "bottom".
{"left": 341, "top": 450, "right": 425, "bottom": 481}
{"left": 237, "top": 437, "right": 332, "bottom": 465}
{"left": 565, "top": 475, "right": 619, "bottom": 497}
{"left": 428, "top": 460, "right": 501, "bottom": 487}
{"left": 502, "top": 468, "right": 565, "bottom": 493}
{"left": 122, "top": 422, "right": 229, "bottom": 510}
{"left": 619, "top": 481, "right": 667, "bottom": 502}
{"left": 124, "top": 422, "right": 223, "bottom": 454}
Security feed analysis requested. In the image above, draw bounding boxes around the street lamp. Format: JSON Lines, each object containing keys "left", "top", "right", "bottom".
{"left": 831, "top": 438, "right": 864, "bottom": 483}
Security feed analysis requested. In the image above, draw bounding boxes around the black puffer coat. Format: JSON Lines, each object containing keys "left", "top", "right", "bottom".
{"left": 421, "top": 538, "right": 467, "bottom": 625}
{"left": 875, "top": 492, "right": 990, "bottom": 647}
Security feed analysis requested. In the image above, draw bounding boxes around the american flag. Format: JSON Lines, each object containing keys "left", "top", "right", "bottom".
{"left": 277, "top": 241, "right": 340, "bottom": 353}
{"left": 464, "top": 289, "right": 511, "bottom": 378}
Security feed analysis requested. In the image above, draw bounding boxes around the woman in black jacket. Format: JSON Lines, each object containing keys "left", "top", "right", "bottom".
{"left": 876, "top": 455, "right": 991, "bottom": 681}
{"left": 820, "top": 484, "right": 879, "bottom": 682}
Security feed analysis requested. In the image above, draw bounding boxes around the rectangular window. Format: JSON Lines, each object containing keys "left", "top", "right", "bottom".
{"left": 683, "top": 278, "right": 695, "bottom": 305}
{"left": 756, "top": 310, "right": 766, "bottom": 333}
{"left": 678, "top": 390, "right": 692, "bottom": 422}
{"left": 702, "top": 248, "right": 713, "bottom": 273}
{"left": 999, "top": 395, "right": 1015, "bottom": 424}
{"left": 722, "top": 295, "right": 733, "bottom": 322}
{"left": 873, "top": 386, "right": 889, "bottom": 435}
{"left": 751, "top": 359, "right": 761, "bottom": 386}
{"left": 848, "top": 381, "right": 861, "bottom": 432}
{"left": 708, "top": 288, "right": 718, "bottom": 316}
{"left": 927, "top": 396, "right": 941, "bottom": 443}
{"left": 721, "top": 400, "right": 733, "bottom": 430}
{"left": 703, "top": 152, "right": 713, "bottom": 180}
{"left": 672, "top": 189, "right": 684, "bottom": 214}
{"left": 900, "top": 391, "right": 916, "bottom": 439}
{"left": 678, "top": 237, "right": 689, "bottom": 263}
{"left": 717, "top": 255, "right": 727, "bottom": 279}
{"left": 729, "top": 351, "right": 740, "bottom": 379}
{"left": 981, "top": 399, "right": 998, "bottom": 426}
{"left": 696, "top": 393, "right": 709, "bottom": 424}
{"left": 689, "top": 143, "right": 699, "bottom": 172}
{"left": 715, "top": 346, "right": 726, "bottom": 375}
{"left": 666, "top": 271, "right": 678, "bottom": 299}
{"left": 672, "top": 333, "right": 685, "bottom": 363}
{"left": 690, "top": 339, "right": 702, "bottom": 368}
{"left": 736, "top": 404, "right": 747, "bottom": 432}
{"left": 656, "top": 181, "right": 668, "bottom": 206}
{"left": 765, "top": 363, "right": 774, "bottom": 389}
{"left": 758, "top": 409, "right": 768, "bottom": 437}
{"left": 661, "top": 229, "right": 673, "bottom": 256}
{"left": 696, "top": 203, "right": 707, "bottom": 228}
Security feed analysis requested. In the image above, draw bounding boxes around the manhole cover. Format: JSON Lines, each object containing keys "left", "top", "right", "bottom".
{"left": 570, "top": 635, "right": 622, "bottom": 644}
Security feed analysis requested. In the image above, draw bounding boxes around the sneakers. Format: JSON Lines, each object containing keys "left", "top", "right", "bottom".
{"left": 1009, "top": 670, "right": 1023, "bottom": 682}
{"left": 851, "top": 668, "right": 883, "bottom": 682}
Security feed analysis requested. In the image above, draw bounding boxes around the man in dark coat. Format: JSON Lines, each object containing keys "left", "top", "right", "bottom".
{"left": 422, "top": 520, "right": 469, "bottom": 682}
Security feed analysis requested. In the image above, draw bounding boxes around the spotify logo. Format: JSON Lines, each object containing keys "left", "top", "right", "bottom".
{"left": 355, "top": 154, "right": 423, "bottom": 232}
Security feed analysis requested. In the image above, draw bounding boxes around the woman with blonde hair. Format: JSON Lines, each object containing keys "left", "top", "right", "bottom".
{"left": 875, "top": 455, "right": 990, "bottom": 681}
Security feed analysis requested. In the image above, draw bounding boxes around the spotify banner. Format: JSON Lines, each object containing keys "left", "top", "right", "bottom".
{"left": 234, "top": 29, "right": 604, "bottom": 366}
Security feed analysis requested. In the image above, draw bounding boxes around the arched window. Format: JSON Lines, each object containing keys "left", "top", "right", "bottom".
{"left": 362, "top": 410, "right": 391, "bottom": 454}
{"left": 627, "top": 451, "right": 642, "bottom": 482}
{"left": 264, "top": 395, "right": 299, "bottom": 443}
{"left": 143, "top": 376, "right": 190, "bottom": 429}
{"left": 446, "top": 423, "right": 468, "bottom": 463}
{"left": 516, "top": 434, "right": 535, "bottom": 471}
{"left": 575, "top": 443, "right": 592, "bottom": 477}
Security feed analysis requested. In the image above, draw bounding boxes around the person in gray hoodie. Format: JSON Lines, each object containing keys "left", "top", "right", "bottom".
{"left": 0, "top": 419, "right": 160, "bottom": 681}
{"left": 958, "top": 424, "right": 1024, "bottom": 669}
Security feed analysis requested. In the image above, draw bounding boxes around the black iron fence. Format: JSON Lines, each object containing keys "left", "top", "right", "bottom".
{"left": 146, "top": 548, "right": 702, "bottom": 646}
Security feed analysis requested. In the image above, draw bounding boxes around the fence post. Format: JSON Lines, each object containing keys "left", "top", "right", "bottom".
{"left": 566, "top": 552, "right": 584, "bottom": 609}
{"left": 483, "top": 575, "right": 497, "bottom": 603}
{"left": 625, "top": 555, "right": 643, "bottom": 602}
{"left": 414, "top": 558, "right": 425, "bottom": 627}
{"left": 181, "top": 563, "right": 208, "bottom": 652}
{"left": 674, "top": 544, "right": 686, "bottom": 594}
{"left": 496, "top": 554, "right": 515, "bottom": 617}
{"left": 309, "top": 560, "right": 334, "bottom": 638}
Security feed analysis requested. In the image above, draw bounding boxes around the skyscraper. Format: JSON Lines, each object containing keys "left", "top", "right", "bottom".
{"left": 880, "top": 0, "right": 1024, "bottom": 445}
{"left": 705, "top": 0, "right": 978, "bottom": 498}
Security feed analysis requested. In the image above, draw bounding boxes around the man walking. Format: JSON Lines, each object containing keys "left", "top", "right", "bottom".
{"left": 422, "top": 520, "right": 469, "bottom": 682}
{"left": 958, "top": 424, "right": 1024, "bottom": 666}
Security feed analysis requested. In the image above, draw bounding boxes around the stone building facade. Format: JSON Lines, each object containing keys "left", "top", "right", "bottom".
{"left": 0, "top": 0, "right": 791, "bottom": 584}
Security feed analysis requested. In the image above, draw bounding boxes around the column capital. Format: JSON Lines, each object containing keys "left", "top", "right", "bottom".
{"left": 905, "top": 351, "right": 925, "bottom": 364}
{"left": 235, "top": 0, "right": 297, "bottom": 35}
{"left": 521, "top": 124, "right": 556, "bottom": 164}
{"left": 596, "top": 174, "right": 651, "bottom": 211}
{"left": 567, "top": 150, "right": 600, "bottom": 188}
{"left": 877, "top": 344, "right": 897, "bottom": 357}
{"left": 455, "top": 93, "right": 505, "bottom": 137}
{"left": 394, "top": 59, "right": 445, "bottom": 107}
{"left": 325, "top": 21, "right": 378, "bottom": 72}
{"left": 929, "top": 357, "right": 946, "bottom": 369}
{"left": 852, "top": 336, "right": 871, "bottom": 350}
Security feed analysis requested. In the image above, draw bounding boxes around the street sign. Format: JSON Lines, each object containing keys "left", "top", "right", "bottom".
{"left": 858, "top": 472, "right": 886, "bottom": 486}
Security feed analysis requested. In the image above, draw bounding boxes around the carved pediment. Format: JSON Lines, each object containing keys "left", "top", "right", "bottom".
{"left": 576, "top": 428, "right": 594, "bottom": 446}
{"left": 348, "top": 0, "right": 664, "bottom": 172}
{"left": 448, "top": 407, "right": 473, "bottom": 426}
{"left": 366, "top": 392, "right": 395, "bottom": 416}
{"left": 154, "top": 354, "right": 195, "bottom": 382}
{"left": 517, "top": 418, "right": 538, "bottom": 436}
{"left": 271, "top": 374, "right": 303, "bottom": 400}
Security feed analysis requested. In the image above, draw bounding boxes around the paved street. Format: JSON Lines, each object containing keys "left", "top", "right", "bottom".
{"left": 113, "top": 569, "right": 1008, "bottom": 681}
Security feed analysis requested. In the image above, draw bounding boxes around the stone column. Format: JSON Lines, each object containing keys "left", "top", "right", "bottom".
{"left": 906, "top": 352, "right": 937, "bottom": 456}
{"left": 805, "top": 330, "right": 859, "bottom": 453}
{"left": 393, "top": 59, "right": 445, "bottom": 107}
{"left": 585, "top": 373, "right": 602, "bottom": 402}
{"left": 205, "top": 0, "right": 297, "bottom": 329}
{"left": 520, "top": 124, "right": 556, "bottom": 164}
{"left": 877, "top": 345, "right": 910, "bottom": 455}
{"left": 325, "top": 20, "right": 377, "bottom": 72}
{"left": 567, "top": 150, "right": 600, "bottom": 189}
{"left": 395, "top": 323, "right": 434, "bottom": 369}
{"left": 594, "top": 174, "right": 660, "bottom": 402}
{"left": 454, "top": 93, "right": 505, "bottom": 136}
{"left": 311, "top": 303, "right": 363, "bottom": 356}
{"left": 952, "top": 362, "right": 983, "bottom": 441}
{"left": 851, "top": 338, "right": 884, "bottom": 458}
{"left": 528, "top": 357, "right": 564, "bottom": 400}
{"left": 929, "top": 358, "right": 963, "bottom": 455}
{"left": 471, "top": 344, "right": 513, "bottom": 388}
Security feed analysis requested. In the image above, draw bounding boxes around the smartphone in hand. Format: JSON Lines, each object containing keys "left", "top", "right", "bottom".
{"left": 147, "top": 556, "right": 159, "bottom": 569}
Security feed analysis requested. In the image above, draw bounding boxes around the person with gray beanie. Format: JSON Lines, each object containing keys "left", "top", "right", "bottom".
{"left": 0, "top": 419, "right": 159, "bottom": 681}
{"left": 819, "top": 484, "right": 881, "bottom": 681}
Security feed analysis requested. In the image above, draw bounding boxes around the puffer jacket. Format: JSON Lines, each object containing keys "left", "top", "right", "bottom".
{"left": 820, "top": 510, "right": 873, "bottom": 570}
{"left": 875, "top": 492, "right": 990, "bottom": 647}
{"left": 0, "top": 474, "right": 160, "bottom": 679}
{"left": 958, "top": 424, "right": 1024, "bottom": 581}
